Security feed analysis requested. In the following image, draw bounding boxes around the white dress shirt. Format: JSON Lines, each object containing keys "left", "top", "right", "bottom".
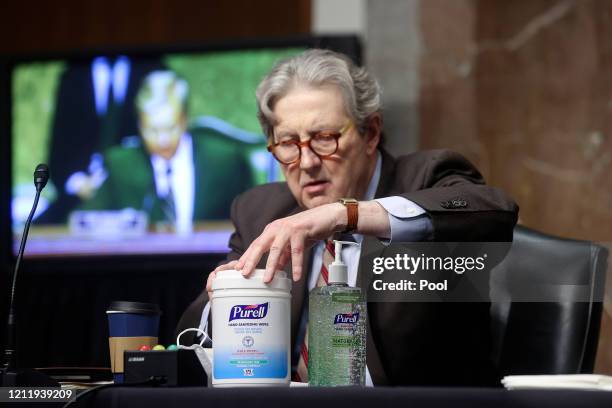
{"left": 150, "top": 133, "right": 195, "bottom": 235}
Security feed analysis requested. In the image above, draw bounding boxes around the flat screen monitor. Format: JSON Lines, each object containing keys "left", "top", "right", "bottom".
{"left": 2, "top": 36, "right": 361, "bottom": 258}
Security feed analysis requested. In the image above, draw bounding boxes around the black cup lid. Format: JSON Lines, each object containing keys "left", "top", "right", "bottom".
{"left": 107, "top": 301, "right": 161, "bottom": 315}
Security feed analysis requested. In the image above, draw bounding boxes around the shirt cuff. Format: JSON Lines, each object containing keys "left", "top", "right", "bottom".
{"left": 374, "top": 196, "right": 433, "bottom": 243}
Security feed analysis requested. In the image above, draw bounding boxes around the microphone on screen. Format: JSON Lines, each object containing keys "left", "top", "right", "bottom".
{"left": 34, "top": 163, "right": 49, "bottom": 192}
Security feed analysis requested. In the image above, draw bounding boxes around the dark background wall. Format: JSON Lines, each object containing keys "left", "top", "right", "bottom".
{"left": 0, "top": 0, "right": 311, "bottom": 54}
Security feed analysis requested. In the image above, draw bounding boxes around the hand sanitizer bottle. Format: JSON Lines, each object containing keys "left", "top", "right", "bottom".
{"left": 308, "top": 240, "right": 366, "bottom": 386}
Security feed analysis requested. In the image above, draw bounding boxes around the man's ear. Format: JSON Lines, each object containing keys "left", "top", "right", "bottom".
{"left": 365, "top": 113, "right": 382, "bottom": 154}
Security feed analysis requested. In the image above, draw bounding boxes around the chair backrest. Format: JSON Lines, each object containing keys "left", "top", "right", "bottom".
{"left": 490, "top": 225, "right": 608, "bottom": 375}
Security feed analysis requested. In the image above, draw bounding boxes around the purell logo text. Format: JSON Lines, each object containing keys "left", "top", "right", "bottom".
{"left": 229, "top": 302, "right": 269, "bottom": 322}
{"left": 333, "top": 312, "right": 360, "bottom": 325}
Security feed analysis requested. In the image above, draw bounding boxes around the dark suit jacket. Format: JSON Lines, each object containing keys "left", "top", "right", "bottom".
{"left": 176, "top": 148, "right": 519, "bottom": 385}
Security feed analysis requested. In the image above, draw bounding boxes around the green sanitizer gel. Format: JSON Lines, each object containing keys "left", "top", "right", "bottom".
{"left": 308, "top": 240, "right": 366, "bottom": 386}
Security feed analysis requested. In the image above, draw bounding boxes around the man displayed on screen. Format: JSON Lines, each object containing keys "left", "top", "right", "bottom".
{"left": 39, "top": 56, "right": 165, "bottom": 224}
{"left": 79, "top": 70, "right": 254, "bottom": 234}
{"left": 177, "top": 49, "right": 519, "bottom": 385}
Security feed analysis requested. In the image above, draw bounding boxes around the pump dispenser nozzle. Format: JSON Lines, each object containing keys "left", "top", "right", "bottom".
{"left": 328, "top": 240, "right": 360, "bottom": 285}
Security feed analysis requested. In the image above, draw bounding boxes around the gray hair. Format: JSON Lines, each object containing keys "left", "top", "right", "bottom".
{"left": 135, "top": 70, "right": 189, "bottom": 115}
{"left": 255, "top": 49, "right": 382, "bottom": 139}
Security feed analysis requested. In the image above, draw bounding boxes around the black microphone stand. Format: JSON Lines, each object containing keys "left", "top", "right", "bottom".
{"left": 1, "top": 164, "right": 57, "bottom": 386}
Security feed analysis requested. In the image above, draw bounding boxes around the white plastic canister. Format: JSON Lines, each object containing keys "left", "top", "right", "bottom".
{"left": 211, "top": 269, "right": 291, "bottom": 387}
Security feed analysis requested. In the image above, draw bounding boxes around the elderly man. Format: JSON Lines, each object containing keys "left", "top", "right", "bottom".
{"left": 177, "top": 49, "right": 518, "bottom": 386}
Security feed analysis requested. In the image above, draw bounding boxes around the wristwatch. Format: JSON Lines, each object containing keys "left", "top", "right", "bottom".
{"left": 338, "top": 198, "right": 359, "bottom": 233}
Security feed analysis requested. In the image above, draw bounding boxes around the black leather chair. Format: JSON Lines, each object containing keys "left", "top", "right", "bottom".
{"left": 490, "top": 225, "right": 608, "bottom": 375}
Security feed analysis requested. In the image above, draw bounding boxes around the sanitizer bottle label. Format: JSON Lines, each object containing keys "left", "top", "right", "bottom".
{"left": 213, "top": 298, "right": 289, "bottom": 379}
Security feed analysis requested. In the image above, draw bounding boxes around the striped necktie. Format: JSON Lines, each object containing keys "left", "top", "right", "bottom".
{"left": 294, "top": 239, "right": 336, "bottom": 383}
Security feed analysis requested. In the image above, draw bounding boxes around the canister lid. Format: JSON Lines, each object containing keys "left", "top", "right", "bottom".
{"left": 106, "top": 301, "right": 161, "bottom": 315}
{"left": 211, "top": 269, "right": 291, "bottom": 291}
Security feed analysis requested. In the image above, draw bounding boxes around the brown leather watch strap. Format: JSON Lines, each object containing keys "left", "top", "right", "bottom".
{"left": 339, "top": 198, "right": 359, "bottom": 233}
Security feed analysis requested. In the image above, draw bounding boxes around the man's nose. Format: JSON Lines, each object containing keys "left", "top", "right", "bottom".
{"left": 299, "top": 144, "right": 321, "bottom": 170}
{"left": 156, "top": 132, "right": 172, "bottom": 146}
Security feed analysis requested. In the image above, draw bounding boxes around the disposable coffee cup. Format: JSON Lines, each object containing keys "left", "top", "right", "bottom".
{"left": 106, "top": 301, "right": 161, "bottom": 383}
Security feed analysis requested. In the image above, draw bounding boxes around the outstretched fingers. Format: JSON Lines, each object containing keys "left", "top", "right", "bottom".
{"left": 290, "top": 234, "right": 305, "bottom": 282}
{"left": 236, "top": 235, "right": 270, "bottom": 277}
{"left": 264, "top": 232, "right": 290, "bottom": 283}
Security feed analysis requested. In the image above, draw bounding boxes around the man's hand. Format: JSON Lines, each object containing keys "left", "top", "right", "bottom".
{"left": 209, "top": 201, "right": 390, "bottom": 285}
{"left": 206, "top": 260, "right": 240, "bottom": 300}
{"left": 235, "top": 202, "right": 347, "bottom": 283}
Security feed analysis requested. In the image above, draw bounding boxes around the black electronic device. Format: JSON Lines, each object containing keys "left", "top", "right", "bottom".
{"left": 124, "top": 349, "right": 207, "bottom": 386}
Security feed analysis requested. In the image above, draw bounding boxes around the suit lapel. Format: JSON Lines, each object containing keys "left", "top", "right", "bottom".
{"left": 137, "top": 146, "right": 163, "bottom": 220}
{"left": 279, "top": 205, "right": 311, "bottom": 350}
{"left": 375, "top": 149, "right": 398, "bottom": 198}
{"left": 191, "top": 134, "right": 205, "bottom": 219}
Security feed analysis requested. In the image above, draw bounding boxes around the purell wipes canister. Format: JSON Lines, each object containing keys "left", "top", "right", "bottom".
{"left": 211, "top": 269, "right": 291, "bottom": 387}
